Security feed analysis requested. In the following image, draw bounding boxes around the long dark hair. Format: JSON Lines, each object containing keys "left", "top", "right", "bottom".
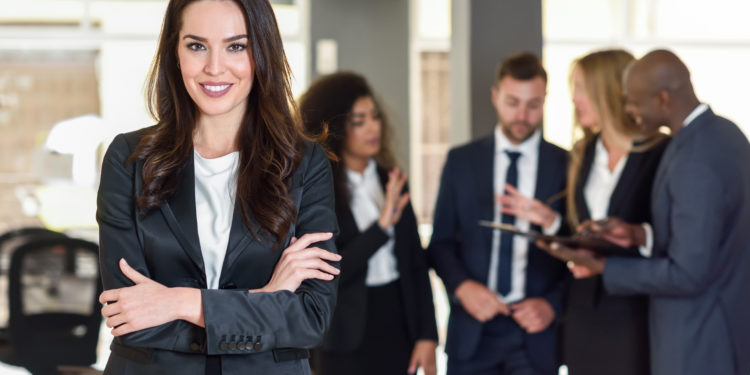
{"left": 130, "top": 0, "right": 305, "bottom": 247}
{"left": 298, "top": 72, "right": 396, "bottom": 209}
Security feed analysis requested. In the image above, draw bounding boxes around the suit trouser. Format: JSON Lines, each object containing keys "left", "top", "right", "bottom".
{"left": 447, "top": 316, "right": 543, "bottom": 375}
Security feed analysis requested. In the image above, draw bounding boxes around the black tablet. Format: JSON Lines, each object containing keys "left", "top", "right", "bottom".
{"left": 478, "top": 220, "right": 638, "bottom": 257}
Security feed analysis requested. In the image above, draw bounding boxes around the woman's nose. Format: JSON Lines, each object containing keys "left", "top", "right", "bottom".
{"left": 204, "top": 50, "right": 224, "bottom": 75}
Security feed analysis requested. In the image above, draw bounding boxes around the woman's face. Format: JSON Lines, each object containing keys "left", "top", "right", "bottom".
{"left": 177, "top": 0, "right": 254, "bottom": 122}
{"left": 343, "top": 96, "right": 382, "bottom": 162}
{"left": 571, "top": 65, "right": 599, "bottom": 129}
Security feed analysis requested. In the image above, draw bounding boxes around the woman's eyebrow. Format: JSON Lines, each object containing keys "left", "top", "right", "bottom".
{"left": 182, "top": 34, "right": 249, "bottom": 42}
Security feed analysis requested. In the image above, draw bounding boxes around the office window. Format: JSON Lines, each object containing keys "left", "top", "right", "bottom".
{"left": 543, "top": 0, "right": 750, "bottom": 149}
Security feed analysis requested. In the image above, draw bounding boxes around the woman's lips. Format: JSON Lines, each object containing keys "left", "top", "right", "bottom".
{"left": 200, "top": 82, "right": 232, "bottom": 98}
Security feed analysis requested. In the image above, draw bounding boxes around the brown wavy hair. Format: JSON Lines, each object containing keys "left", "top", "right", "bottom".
{"left": 298, "top": 72, "right": 396, "bottom": 209}
{"left": 129, "top": 0, "right": 306, "bottom": 246}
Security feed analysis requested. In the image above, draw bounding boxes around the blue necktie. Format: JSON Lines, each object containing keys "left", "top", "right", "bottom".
{"left": 498, "top": 151, "right": 521, "bottom": 295}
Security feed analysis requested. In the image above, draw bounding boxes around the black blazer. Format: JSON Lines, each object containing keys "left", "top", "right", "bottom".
{"left": 321, "top": 166, "right": 438, "bottom": 352}
{"left": 428, "top": 134, "right": 569, "bottom": 373}
{"left": 97, "top": 127, "right": 339, "bottom": 375}
{"left": 562, "top": 134, "right": 669, "bottom": 375}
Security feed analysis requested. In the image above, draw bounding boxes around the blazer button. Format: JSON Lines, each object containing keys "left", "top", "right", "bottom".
{"left": 190, "top": 342, "right": 201, "bottom": 352}
{"left": 237, "top": 342, "right": 246, "bottom": 350}
{"left": 221, "top": 283, "right": 237, "bottom": 289}
{"left": 253, "top": 342, "right": 263, "bottom": 351}
{"left": 219, "top": 342, "right": 228, "bottom": 351}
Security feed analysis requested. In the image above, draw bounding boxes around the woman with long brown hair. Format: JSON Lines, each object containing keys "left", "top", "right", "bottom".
{"left": 499, "top": 49, "right": 669, "bottom": 374}
{"left": 299, "top": 72, "right": 438, "bottom": 375}
{"left": 96, "top": 1, "right": 340, "bottom": 374}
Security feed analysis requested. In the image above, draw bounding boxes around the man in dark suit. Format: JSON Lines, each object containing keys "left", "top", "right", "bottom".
{"left": 560, "top": 50, "right": 750, "bottom": 375}
{"left": 428, "top": 52, "right": 568, "bottom": 375}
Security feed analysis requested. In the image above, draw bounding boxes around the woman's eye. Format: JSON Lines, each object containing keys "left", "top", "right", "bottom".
{"left": 187, "top": 43, "right": 205, "bottom": 51}
{"left": 228, "top": 43, "right": 247, "bottom": 52}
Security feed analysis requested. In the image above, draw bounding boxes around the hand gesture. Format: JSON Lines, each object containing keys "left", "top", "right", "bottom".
{"left": 578, "top": 217, "right": 644, "bottom": 248}
{"left": 497, "top": 184, "right": 557, "bottom": 229}
{"left": 378, "top": 168, "right": 410, "bottom": 229}
{"left": 259, "top": 232, "right": 341, "bottom": 293}
{"left": 454, "top": 280, "right": 510, "bottom": 322}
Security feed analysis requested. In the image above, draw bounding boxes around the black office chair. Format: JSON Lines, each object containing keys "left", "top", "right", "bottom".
{"left": 8, "top": 236, "right": 102, "bottom": 375}
{"left": 0, "top": 228, "right": 67, "bottom": 366}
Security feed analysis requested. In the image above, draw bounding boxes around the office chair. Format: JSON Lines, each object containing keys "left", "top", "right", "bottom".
{"left": 0, "top": 228, "right": 67, "bottom": 367}
{"left": 8, "top": 236, "right": 102, "bottom": 375}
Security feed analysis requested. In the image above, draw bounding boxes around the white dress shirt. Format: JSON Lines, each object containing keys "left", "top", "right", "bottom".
{"left": 486, "top": 127, "right": 543, "bottom": 303}
{"left": 584, "top": 137, "right": 629, "bottom": 221}
{"left": 346, "top": 159, "right": 400, "bottom": 286}
{"left": 194, "top": 150, "right": 238, "bottom": 290}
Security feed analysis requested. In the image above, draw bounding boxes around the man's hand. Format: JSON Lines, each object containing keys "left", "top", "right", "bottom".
{"left": 497, "top": 184, "right": 558, "bottom": 230}
{"left": 510, "top": 298, "right": 555, "bottom": 333}
{"left": 454, "top": 280, "right": 509, "bottom": 322}
{"left": 578, "top": 217, "right": 645, "bottom": 248}
{"left": 536, "top": 240, "right": 606, "bottom": 278}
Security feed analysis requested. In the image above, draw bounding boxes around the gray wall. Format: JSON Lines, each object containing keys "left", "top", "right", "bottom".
{"left": 451, "top": 0, "right": 543, "bottom": 144}
{"left": 309, "top": 0, "right": 411, "bottom": 171}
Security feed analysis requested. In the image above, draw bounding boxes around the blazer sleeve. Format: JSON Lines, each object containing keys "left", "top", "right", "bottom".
{"left": 427, "top": 150, "right": 471, "bottom": 295}
{"left": 402, "top": 203, "right": 439, "bottom": 341}
{"left": 337, "top": 221, "right": 390, "bottom": 287}
{"left": 98, "top": 133, "right": 206, "bottom": 353}
{"left": 200, "top": 142, "right": 340, "bottom": 355}
{"left": 603, "top": 159, "right": 727, "bottom": 296}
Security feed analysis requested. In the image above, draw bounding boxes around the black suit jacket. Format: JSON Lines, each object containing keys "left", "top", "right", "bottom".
{"left": 97, "top": 127, "right": 339, "bottom": 375}
{"left": 427, "top": 134, "right": 568, "bottom": 373}
{"left": 562, "top": 135, "right": 669, "bottom": 375}
{"left": 321, "top": 166, "right": 438, "bottom": 352}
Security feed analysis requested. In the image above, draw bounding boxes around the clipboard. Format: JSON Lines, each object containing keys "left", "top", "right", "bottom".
{"left": 478, "top": 220, "right": 638, "bottom": 257}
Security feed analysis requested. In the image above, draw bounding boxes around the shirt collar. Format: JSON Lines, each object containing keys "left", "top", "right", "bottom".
{"left": 495, "top": 125, "right": 541, "bottom": 157}
{"left": 346, "top": 158, "right": 378, "bottom": 186}
{"left": 682, "top": 103, "right": 709, "bottom": 128}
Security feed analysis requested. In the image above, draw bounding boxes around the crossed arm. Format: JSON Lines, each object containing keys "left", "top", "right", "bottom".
{"left": 96, "top": 135, "right": 341, "bottom": 353}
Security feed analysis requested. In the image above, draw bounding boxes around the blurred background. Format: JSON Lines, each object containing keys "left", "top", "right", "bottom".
{"left": 0, "top": 0, "right": 748, "bottom": 373}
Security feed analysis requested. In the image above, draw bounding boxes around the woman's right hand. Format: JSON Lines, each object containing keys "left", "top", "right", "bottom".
{"left": 254, "top": 232, "right": 341, "bottom": 293}
{"left": 378, "top": 168, "right": 410, "bottom": 229}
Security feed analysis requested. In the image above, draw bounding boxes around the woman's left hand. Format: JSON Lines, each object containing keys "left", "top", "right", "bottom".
{"left": 100, "top": 259, "right": 199, "bottom": 336}
{"left": 497, "top": 184, "right": 557, "bottom": 229}
{"left": 408, "top": 339, "right": 437, "bottom": 375}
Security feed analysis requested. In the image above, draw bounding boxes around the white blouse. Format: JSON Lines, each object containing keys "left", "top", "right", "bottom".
{"left": 194, "top": 150, "right": 239, "bottom": 290}
{"left": 584, "top": 138, "right": 628, "bottom": 221}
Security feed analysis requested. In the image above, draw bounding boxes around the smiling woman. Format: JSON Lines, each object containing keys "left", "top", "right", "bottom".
{"left": 96, "top": 1, "right": 340, "bottom": 375}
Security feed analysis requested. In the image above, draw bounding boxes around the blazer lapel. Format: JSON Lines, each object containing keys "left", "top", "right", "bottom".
{"left": 652, "top": 109, "right": 713, "bottom": 200}
{"left": 476, "top": 136, "right": 495, "bottom": 223}
{"left": 474, "top": 137, "right": 496, "bottom": 254}
{"left": 160, "top": 157, "right": 206, "bottom": 277}
{"left": 575, "top": 138, "right": 596, "bottom": 221}
{"left": 221, "top": 202, "right": 256, "bottom": 275}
